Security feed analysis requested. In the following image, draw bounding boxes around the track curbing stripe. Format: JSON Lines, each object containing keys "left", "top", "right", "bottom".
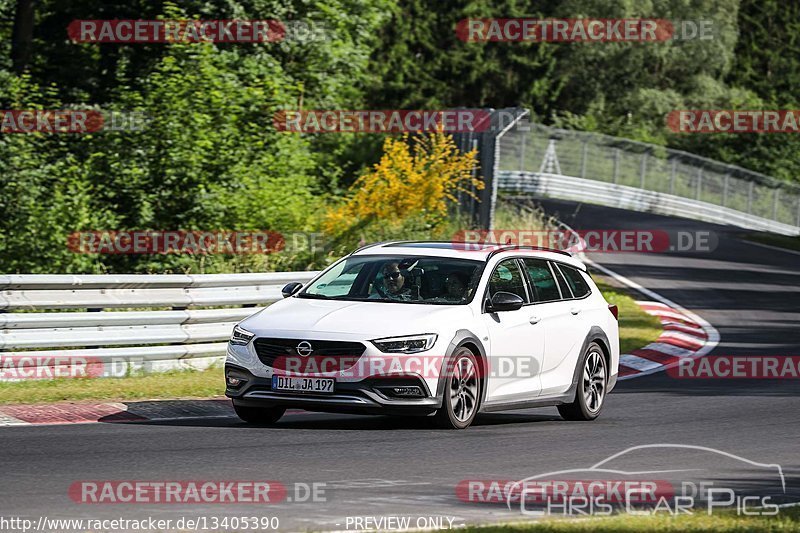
{"left": 584, "top": 258, "right": 719, "bottom": 380}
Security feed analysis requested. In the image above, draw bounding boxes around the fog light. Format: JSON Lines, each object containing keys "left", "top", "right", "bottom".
{"left": 391, "top": 386, "right": 424, "bottom": 397}
{"left": 226, "top": 376, "right": 245, "bottom": 388}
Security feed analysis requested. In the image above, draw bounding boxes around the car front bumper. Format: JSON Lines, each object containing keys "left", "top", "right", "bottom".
{"left": 224, "top": 363, "right": 442, "bottom": 416}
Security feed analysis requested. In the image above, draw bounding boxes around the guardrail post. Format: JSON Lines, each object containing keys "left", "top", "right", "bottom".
{"left": 722, "top": 174, "right": 730, "bottom": 207}
{"left": 518, "top": 134, "right": 526, "bottom": 171}
{"left": 747, "top": 182, "right": 754, "bottom": 214}
{"left": 670, "top": 159, "right": 676, "bottom": 195}
{"left": 613, "top": 148, "right": 620, "bottom": 184}
{"left": 640, "top": 152, "right": 647, "bottom": 189}
{"left": 773, "top": 189, "right": 780, "bottom": 221}
{"left": 580, "top": 141, "right": 587, "bottom": 179}
{"left": 696, "top": 168, "right": 703, "bottom": 200}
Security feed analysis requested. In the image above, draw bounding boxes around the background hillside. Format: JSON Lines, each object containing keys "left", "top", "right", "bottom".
{"left": 1, "top": 0, "right": 796, "bottom": 273}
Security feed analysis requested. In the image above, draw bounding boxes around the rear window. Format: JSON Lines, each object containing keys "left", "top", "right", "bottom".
{"left": 522, "top": 258, "right": 561, "bottom": 302}
{"left": 558, "top": 264, "right": 591, "bottom": 298}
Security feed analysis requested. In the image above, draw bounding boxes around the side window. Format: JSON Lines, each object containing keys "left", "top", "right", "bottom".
{"left": 552, "top": 263, "right": 573, "bottom": 298}
{"left": 559, "top": 264, "right": 591, "bottom": 298}
{"left": 488, "top": 259, "right": 529, "bottom": 302}
{"left": 522, "top": 258, "right": 561, "bottom": 302}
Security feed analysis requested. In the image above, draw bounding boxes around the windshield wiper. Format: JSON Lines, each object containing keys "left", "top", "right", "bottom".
{"left": 296, "top": 293, "right": 332, "bottom": 299}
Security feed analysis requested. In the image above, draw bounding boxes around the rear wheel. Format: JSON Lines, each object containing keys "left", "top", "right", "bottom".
{"left": 232, "top": 402, "right": 286, "bottom": 425}
{"left": 434, "top": 347, "right": 481, "bottom": 429}
{"left": 558, "top": 343, "right": 607, "bottom": 421}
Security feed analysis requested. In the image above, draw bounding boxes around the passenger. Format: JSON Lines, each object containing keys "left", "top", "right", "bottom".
{"left": 445, "top": 272, "right": 467, "bottom": 300}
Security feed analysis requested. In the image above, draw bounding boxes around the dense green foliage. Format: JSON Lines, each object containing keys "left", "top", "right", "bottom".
{"left": 0, "top": 0, "right": 390, "bottom": 273}
{"left": 0, "top": 0, "right": 797, "bottom": 274}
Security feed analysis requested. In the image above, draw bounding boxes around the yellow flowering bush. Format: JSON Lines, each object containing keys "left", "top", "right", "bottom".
{"left": 323, "top": 133, "right": 482, "bottom": 241}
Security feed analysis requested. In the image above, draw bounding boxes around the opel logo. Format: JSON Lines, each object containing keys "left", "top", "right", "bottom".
{"left": 296, "top": 341, "right": 313, "bottom": 357}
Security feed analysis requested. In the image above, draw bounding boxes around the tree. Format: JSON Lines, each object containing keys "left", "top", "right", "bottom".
{"left": 10, "top": 0, "right": 34, "bottom": 72}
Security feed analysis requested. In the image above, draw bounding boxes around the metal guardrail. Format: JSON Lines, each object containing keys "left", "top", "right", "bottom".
{"left": 500, "top": 172, "right": 800, "bottom": 235}
{"left": 496, "top": 121, "right": 800, "bottom": 236}
{"left": 0, "top": 272, "right": 318, "bottom": 379}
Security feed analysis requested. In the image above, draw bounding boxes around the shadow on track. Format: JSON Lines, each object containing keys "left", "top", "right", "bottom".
{"left": 123, "top": 407, "right": 562, "bottom": 430}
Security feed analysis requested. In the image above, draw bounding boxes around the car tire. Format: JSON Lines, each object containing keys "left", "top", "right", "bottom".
{"left": 558, "top": 342, "right": 607, "bottom": 421}
{"left": 434, "top": 347, "right": 481, "bottom": 429}
{"left": 232, "top": 402, "right": 286, "bottom": 425}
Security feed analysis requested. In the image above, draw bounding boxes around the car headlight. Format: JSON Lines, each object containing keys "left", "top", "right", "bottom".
{"left": 230, "top": 325, "right": 255, "bottom": 346}
{"left": 372, "top": 334, "right": 438, "bottom": 354}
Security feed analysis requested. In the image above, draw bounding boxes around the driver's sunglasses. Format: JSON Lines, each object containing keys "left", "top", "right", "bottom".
{"left": 383, "top": 271, "right": 402, "bottom": 279}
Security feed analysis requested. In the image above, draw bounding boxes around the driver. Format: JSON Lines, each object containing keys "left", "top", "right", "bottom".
{"left": 375, "top": 262, "right": 414, "bottom": 300}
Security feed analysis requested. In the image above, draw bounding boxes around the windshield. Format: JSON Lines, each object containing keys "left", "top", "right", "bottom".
{"left": 299, "top": 255, "right": 484, "bottom": 304}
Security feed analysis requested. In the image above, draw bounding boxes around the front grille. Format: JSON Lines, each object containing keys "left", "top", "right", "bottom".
{"left": 254, "top": 338, "right": 366, "bottom": 370}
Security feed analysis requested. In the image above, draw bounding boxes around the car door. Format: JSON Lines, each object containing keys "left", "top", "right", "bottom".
{"left": 481, "top": 258, "right": 543, "bottom": 403}
{"left": 521, "top": 258, "right": 586, "bottom": 397}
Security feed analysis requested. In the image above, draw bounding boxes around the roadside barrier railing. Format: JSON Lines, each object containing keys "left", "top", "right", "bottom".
{"left": 496, "top": 121, "right": 800, "bottom": 236}
{"left": 0, "top": 272, "right": 318, "bottom": 379}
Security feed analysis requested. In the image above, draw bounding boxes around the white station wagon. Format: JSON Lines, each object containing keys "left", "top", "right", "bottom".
{"left": 225, "top": 242, "right": 619, "bottom": 429}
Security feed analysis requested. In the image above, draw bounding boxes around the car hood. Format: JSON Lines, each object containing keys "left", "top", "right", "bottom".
{"left": 239, "top": 297, "right": 474, "bottom": 340}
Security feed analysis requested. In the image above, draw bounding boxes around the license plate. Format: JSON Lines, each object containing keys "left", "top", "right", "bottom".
{"left": 272, "top": 375, "right": 334, "bottom": 394}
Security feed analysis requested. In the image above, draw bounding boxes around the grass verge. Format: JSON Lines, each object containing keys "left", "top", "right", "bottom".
{"left": 464, "top": 505, "right": 800, "bottom": 532}
{"left": 595, "top": 279, "right": 663, "bottom": 354}
{"left": 0, "top": 366, "right": 224, "bottom": 405}
{"left": 0, "top": 282, "right": 661, "bottom": 406}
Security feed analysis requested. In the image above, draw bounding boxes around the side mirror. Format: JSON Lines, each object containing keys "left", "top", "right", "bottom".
{"left": 485, "top": 291, "right": 525, "bottom": 313}
{"left": 281, "top": 282, "right": 304, "bottom": 298}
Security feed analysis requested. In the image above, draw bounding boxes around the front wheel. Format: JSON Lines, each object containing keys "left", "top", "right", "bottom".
{"left": 434, "top": 347, "right": 481, "bottom": 429}
{"left": 558, "top": 343, "right": 607, "bottom": 421}
{"left": 232, "top": 402, "right": 286, "bottom": 425}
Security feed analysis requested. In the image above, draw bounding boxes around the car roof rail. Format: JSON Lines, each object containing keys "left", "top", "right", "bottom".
{"left": 348, "top": 241, "right": 397, "bottom": 256}
{"left": 485, "top": 244, "right": 573, "bottom": 261}
{"left": 349, "top": 241, "right": 573, "bottom": 259}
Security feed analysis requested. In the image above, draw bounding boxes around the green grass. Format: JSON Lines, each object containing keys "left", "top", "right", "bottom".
{"left": 595, "top": 279, "right": 663, "bottom": 354}
{"left": 463, "top": 506, "right": 800, "bottom": 532}
{"left": 0, "top": 281, "right": 661, "bottom": 406}
{"left": 742, "top": 232, "right": 800, "bottom": 253}
{"left": 0, "top": 366, "right": 225, "bottom": 405}
{"left": 493, "top": 202, "right": 549, "bottom": 232}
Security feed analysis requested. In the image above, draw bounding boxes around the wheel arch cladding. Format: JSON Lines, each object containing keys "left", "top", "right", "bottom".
{"left": 435, "top": 330, "right": 488, "bottom": 404}
{"left": 565, "top": 327, "right": 612, "bottom": 401}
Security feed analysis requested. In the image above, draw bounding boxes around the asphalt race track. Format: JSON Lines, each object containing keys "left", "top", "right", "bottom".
{"left": 2, "top": 201, "right": 799, "bottom": 530}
